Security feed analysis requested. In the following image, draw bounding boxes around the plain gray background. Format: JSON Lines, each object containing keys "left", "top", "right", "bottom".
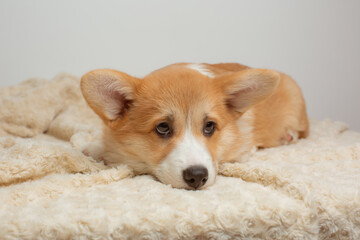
{"left": 0, "top": 0, "right": 359, "bottom": 131}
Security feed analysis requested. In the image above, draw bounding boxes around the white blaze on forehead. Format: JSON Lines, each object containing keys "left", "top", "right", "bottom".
{"left": 155, "top": 117, "right": 216, "bottom": 189}
{"left": 187, "top": 64, "right": 215, "bottom": 78}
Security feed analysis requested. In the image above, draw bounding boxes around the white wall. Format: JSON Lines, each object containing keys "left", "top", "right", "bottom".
{"left": 1, "top": 0, "right": 359, "bottom": 131}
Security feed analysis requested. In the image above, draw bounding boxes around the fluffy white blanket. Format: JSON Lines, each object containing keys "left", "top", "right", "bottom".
{"left": 0, "top": 73, "right": 359, "bottom": 239}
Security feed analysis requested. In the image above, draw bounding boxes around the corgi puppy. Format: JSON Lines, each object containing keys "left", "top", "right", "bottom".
{"left": 81, "top": 63, "right": 309, "bottom": 190}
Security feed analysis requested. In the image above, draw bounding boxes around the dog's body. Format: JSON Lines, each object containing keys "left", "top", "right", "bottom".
{"left": 81, "top": 63, "right": 309, "bottom": 189}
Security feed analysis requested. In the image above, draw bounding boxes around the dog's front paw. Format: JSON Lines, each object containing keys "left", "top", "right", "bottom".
{"left": 82, "top": 148, "right": 91, "bottom": 156}
{"left": 81, "top": 140, "right": 106, "bottom": 161}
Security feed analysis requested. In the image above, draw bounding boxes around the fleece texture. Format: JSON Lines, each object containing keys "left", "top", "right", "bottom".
{"left": 0, "top": 73, "right": 359, "bottom": 239}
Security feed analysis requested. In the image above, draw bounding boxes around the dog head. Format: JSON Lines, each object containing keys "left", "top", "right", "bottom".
{"left": 81, "top": 63, "right": 279, "bottom": 189}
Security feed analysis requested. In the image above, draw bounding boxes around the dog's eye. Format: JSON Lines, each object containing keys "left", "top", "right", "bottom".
{"left": 203, "top": 121, "right": 216, "bottom": 136}
{"left": 155, "top": 122, "right": 172, "bottom": 137}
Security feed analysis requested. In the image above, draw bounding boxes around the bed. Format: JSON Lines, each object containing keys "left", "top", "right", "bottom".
{"left": 1, "top": 73, "right": 359, "bottom": 239}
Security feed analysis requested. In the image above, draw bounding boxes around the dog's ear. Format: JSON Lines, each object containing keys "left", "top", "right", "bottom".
{"left": 216, "top": 69, "right": 280, "bottom": 113}
{"left": 81, "top": 69, "right": 139, "bottom": 124}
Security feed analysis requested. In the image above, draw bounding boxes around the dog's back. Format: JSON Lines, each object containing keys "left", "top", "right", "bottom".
{"left": 201, "top": 63, "right": 309, "bottom": 148}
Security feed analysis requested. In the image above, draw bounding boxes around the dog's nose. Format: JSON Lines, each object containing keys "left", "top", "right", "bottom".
{"left": 182, "top": 165, "right": 208, "bottom": 189}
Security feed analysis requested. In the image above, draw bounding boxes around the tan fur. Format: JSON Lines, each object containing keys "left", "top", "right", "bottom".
{"left": 201, "top": 63, "right": 309, "bottom": 148}
{"left": 81, "top": 63, "right": 309, "bottom": 187}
